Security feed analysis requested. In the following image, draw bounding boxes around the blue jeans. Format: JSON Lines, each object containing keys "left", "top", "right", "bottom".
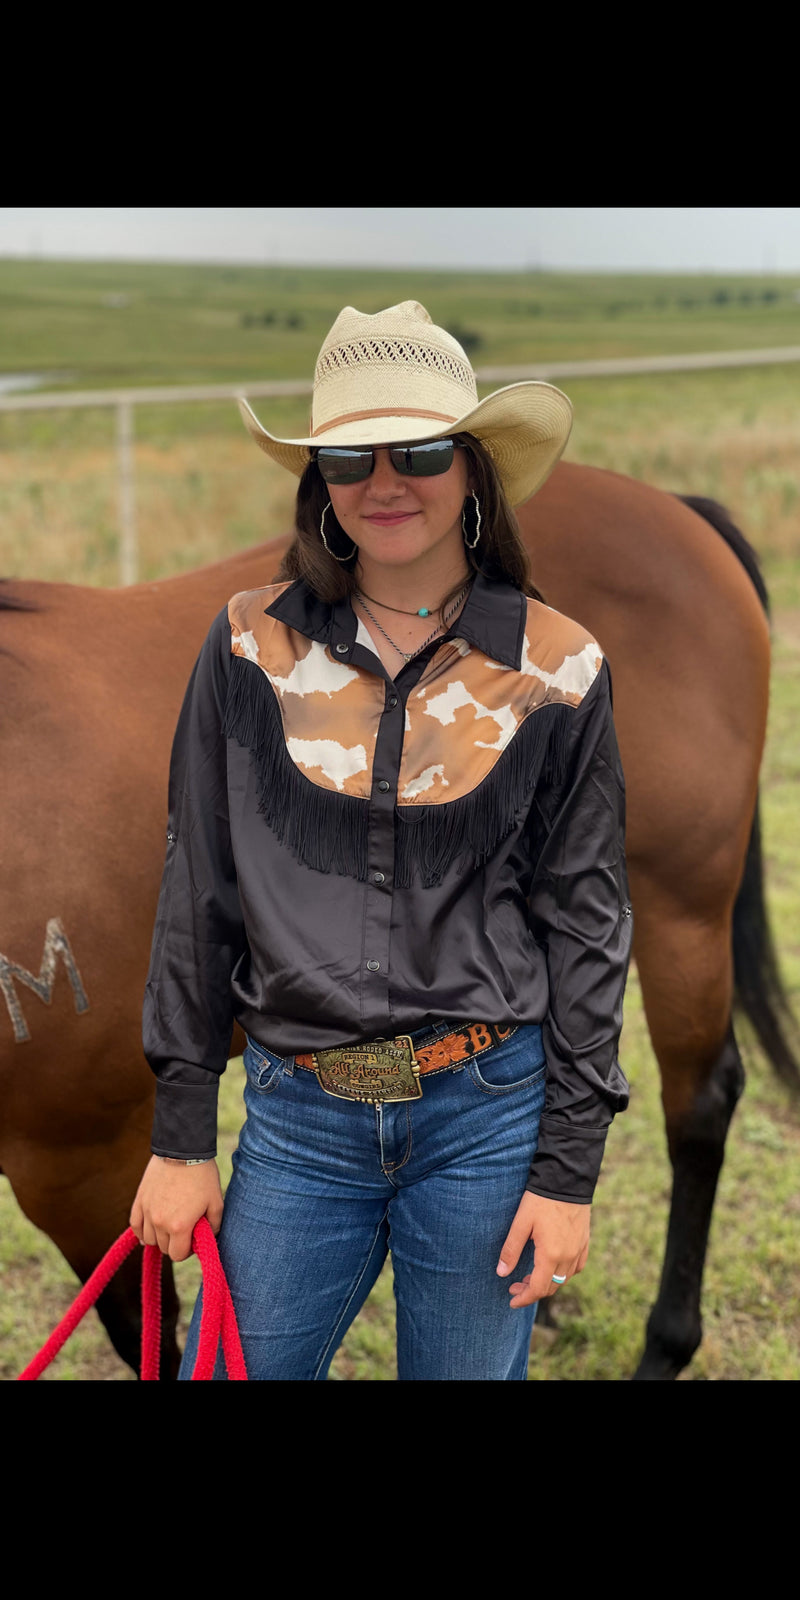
{"left": 179, "top": 1021, "right": 547, "bottom": 1381}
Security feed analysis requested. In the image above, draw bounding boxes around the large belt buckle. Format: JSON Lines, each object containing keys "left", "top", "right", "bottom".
{"left": 312, "top": 1035, "right": 422, "bottom": 1103}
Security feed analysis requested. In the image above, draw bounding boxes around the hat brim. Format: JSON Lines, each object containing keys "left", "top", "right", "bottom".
{"left": 237, "top": 381, "right": 573, "bottom": 508}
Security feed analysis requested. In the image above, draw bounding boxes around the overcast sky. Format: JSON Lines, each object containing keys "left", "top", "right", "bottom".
{"left": 2, "top": 208, "right": 800, "bottom": 274}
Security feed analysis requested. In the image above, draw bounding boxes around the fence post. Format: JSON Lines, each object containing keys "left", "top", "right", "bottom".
{"left": 116, "top": 399, "right": 137, "bottom": 586}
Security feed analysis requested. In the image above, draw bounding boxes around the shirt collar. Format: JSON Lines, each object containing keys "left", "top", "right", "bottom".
{"left": 451, "top": 572, "right": 527, "bottom": 669}
{"left": 264, "top": 572, "right": 527, "bottom": 671}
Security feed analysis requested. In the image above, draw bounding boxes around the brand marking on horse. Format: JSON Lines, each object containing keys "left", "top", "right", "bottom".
{"left": 0, "top": 918, "right": 89, "bottom": 1042}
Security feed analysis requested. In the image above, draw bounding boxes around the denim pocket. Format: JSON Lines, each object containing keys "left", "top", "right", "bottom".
{"left": 243, "top": 1035, "right": 286, "bottom": 1095}
{"left": 467, "top": 1025, "right": 546, "bottom": 1095}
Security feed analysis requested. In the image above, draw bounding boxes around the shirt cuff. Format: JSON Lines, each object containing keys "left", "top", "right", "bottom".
{"left": 151, "top": 1077, "right": 220, "bottom": 1160}
{"left": 525, "top": 1116, "right": 610, "bottom": 1203}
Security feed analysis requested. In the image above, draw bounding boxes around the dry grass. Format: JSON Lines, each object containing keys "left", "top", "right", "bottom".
{"left": 1, "top": 365, "right": 799, "bottom": 588}
{"left": 0, "top": 434, "right": 298, "bottom": 588}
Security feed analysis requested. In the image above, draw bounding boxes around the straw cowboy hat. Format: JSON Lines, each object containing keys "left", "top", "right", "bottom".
{"left": 237, "top": 299, "right": 573, "bottom": 508}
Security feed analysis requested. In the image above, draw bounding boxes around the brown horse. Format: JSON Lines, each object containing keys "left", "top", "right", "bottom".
{"left": 1, "top": 460, "right": 796, "bottom": 1380}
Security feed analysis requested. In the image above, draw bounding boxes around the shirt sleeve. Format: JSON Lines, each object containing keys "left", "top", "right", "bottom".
{"left": 142, "top": 605, "right": 246, "bottom": 1159}
{"left": 525, "top": 658, "right": 632, "bottom": 1203}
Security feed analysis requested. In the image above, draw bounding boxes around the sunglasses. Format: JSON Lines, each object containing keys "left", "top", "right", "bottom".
{"left": 314, "top": 438, "right": 462, "bottom": 485}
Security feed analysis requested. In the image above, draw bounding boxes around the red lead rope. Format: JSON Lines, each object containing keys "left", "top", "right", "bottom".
{"left": 17, "top": 1218, "right": 248, "bottom": 1381}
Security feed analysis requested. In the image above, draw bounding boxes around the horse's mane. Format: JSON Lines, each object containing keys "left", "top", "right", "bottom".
{"left": 0, "top": 580, "right": 40, "bottom": 663}
{"left": 0, "top": 579, "right": 39, "bottom": 613}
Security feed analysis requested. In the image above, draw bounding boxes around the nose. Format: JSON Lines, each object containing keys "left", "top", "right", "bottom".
{"left": 366, "top": 448, "right": 405, "bottom": 497}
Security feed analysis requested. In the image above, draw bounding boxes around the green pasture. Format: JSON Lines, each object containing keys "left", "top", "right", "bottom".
{"left": 2, "top": 256, "right": 800, "bottom": 391}
{"left": 1, "top": 261, "right": 799, "bottom": 1380}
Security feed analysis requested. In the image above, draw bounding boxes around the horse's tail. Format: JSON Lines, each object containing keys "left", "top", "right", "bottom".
{"left": 679, "top": 494, "right": 800, "bottom": 1091}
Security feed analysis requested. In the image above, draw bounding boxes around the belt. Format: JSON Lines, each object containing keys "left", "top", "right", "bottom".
{"left": 294, "top": 1021, "right": 519, "bottom": 1104}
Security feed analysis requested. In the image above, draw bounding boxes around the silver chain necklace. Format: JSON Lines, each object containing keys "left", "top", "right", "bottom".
{"left": 355, "top": 580, "right": 472, "bottom": 664}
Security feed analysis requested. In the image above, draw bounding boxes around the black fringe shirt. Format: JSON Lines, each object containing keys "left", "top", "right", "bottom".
{"left": 143, "top": 574, "right": 632, "bottom": 1203}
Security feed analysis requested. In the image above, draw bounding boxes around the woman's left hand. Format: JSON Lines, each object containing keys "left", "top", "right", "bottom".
{"left": 496, "top": 1192, "right": 591, "bottom": 1307}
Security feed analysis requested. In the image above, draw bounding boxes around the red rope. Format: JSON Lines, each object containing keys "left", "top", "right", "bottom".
{"left": 17, "top": 1217, "right": 248, "bottom": 1381}
{"left": 141, "top": 1236, "right": 163, "bottom": 1380}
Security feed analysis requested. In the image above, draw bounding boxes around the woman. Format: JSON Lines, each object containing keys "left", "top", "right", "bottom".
{"left": 131, "top": 299, "right": 632, "bottom": 1381}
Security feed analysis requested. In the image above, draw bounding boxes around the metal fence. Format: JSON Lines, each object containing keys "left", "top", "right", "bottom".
{"left": 2, "top": 345, "right": 799, "bottom": 585}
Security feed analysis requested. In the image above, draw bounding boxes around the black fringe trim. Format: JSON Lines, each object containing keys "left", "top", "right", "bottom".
{"left": 225, "top": 654, "right": 573, "bottom": 886}
{"left": 395, "top": 700, "right": 573, "bottom": 887}
{"left": 224, "top": 654, "right": 370, "bottom": 878}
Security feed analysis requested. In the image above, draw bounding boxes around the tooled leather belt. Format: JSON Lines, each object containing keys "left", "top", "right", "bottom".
{"left": 294, "top": 1021, "right": 519, "bottom": 1104}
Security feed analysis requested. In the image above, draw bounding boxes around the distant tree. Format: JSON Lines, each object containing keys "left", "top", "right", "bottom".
{"left": 240, "top": 311, "right": 276, "bottom": 329}
{"left": 447, "top": 324, "right": 482, "bottom": 355}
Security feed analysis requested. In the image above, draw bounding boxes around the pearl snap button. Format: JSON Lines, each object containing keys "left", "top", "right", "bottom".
{"left": 377, "top": 780, "right": 390, "bottom": 792}
{"left": 366, "top": 960, "right": 381, "bottom": 972}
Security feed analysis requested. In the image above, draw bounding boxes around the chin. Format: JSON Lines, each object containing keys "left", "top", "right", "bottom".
{"left": 361, "top": 541, "right": 425, "bottom": 566}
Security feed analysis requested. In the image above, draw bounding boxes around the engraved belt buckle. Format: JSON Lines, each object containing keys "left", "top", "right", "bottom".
{"left": 312, "top": 1036, "right": 422, "bottom": 1103}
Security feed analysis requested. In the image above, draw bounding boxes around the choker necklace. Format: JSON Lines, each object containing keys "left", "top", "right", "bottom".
{"left": 355, "top": 580, "right": 472, "bottom": 665}
{"left": 357, "top": 590, "right": 442, "bottom": 620}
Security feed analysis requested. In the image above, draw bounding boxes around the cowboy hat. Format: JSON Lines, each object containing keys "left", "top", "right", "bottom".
{"left": 237, "top": 300, "right": 572, "bottom": 508}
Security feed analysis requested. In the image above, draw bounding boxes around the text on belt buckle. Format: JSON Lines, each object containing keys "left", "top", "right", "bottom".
{"left": 312, "top": 1036, "right": 422, "bottom": 1103}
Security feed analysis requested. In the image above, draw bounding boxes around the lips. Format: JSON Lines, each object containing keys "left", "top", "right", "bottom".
{"left": 364, "top": 511, "right": 417, "bottom": 526}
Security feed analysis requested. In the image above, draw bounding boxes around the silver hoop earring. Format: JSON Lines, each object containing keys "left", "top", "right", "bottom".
{"left": 462, "top": 492, "right": 482, "bottom": 549}
{"left": 320, "top": 501, "right": 357, "bottom": 563}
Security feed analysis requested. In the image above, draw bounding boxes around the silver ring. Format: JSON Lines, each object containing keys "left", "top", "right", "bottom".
{"left": 551, "top": 1274, "right": 567, "bottom": 1284}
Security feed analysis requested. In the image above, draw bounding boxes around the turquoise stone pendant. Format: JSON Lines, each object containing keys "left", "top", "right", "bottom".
{"left": 418, "top": 607, "right": 429, "bottom": 617}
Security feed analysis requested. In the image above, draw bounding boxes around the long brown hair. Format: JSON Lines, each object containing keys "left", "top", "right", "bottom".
{"left": 275, "top": 433, "right": 545, "bottom": 607}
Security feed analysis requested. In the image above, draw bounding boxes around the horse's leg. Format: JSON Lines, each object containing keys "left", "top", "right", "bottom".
{"left": 630, "top": 882, "right": 745, "bottom": 1380}
{"left": 5, "top": 1130, "right": 181, "bottom": 1379}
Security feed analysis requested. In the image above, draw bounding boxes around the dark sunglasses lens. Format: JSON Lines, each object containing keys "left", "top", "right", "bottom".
{"left": 316, "top": 449, "right": 374, "bottom": 484}
{"left": 389, "top": 440, "right": 455, "bottom": 477}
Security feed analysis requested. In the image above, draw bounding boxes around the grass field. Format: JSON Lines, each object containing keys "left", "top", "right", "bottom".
{"left": 1, "top": 261, "right": 799, "bottom": 1381}
{"left": 2, "top": 258, "right": 800, "bottom": 389}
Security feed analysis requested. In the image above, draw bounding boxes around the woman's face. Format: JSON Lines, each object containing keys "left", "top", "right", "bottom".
{"left": 325, "top": 442, "right": 472, "bottom": 575}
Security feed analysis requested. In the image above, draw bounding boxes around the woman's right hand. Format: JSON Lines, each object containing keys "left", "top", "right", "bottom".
{"left": 130, "top": 1155, "right": 224, "bottom": 1262}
